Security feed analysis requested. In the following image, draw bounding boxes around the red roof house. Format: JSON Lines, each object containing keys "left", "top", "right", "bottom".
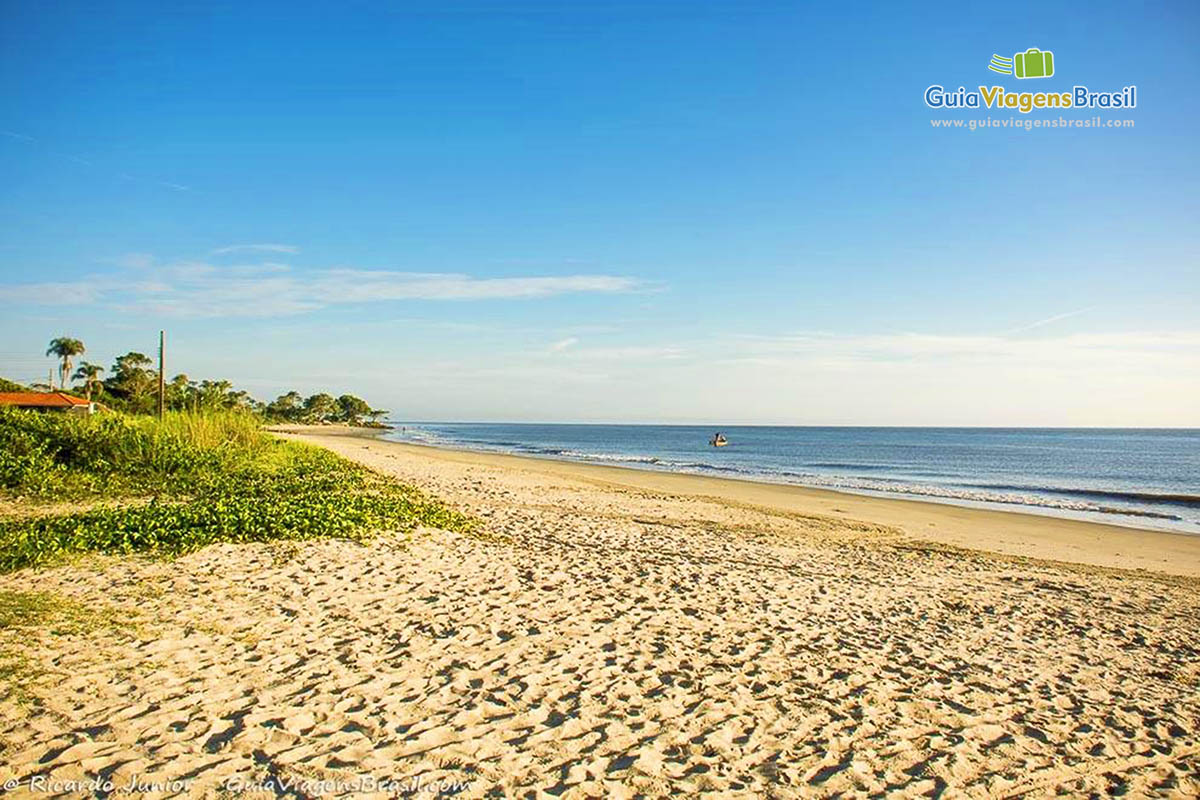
{"left": 0, "top": 392, "right": 97, "bottom": 414}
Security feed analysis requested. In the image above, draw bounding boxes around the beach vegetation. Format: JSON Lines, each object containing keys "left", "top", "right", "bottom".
{"left": 0, "top": 408, "right": 473, "bottom": 572}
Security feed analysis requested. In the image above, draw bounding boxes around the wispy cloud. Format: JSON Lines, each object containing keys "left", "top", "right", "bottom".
{"left": 719, "top": 329, "right": 1200, "bottom": 371}
{"left": 1008, "top": 307, "right": 1095, "bottom": 334}
{"left": 0, "top": 257, "right": 648, "bottom": 317}
{"left": 312, "top": 270, "right": 640, "bottom": 302}
{"left": 211, "top": 244, "right": 301, "bottom": 256}
{"left": 1, "top": 130, "right": 191, "bottom": 192}
{"left": 578, "top": 345, "right": 686, "bottom": 360}
{"left": 0, "top": 281, "right": 104, "bottom": 305}
{"left": 550, "top": 337, "right": 579, "bottom": 352}
{"left": 548, "top": 342, "right": 686, "bottom": 360}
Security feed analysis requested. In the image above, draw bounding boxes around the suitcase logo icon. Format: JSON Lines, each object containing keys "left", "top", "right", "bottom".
{"left": 988, "top": 48, "right": 1055, "bottom": 79}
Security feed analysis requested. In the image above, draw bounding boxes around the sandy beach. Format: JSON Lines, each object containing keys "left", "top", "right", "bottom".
{"left": 1, "top": 429, "right": 1198, "bottom": 797}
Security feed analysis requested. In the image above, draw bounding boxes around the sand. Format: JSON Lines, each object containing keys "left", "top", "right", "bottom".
{"left": 357, "top": 438, "right": 1200, "bottom": 579}
{"left": 1, "top": 431, "right": 1197, "bottom": 797}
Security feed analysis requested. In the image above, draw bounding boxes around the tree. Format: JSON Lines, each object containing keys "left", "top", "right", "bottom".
{"left": 225, "top": 389, "right": 255, "bottom": 411}
{"left": 105, "top": 352, "right": 157, "bottom": 411}
{"left": 165, "top": 374, "right": 196, "bottom": 411}
{"left": 266, "top": 391, "right": 304, "bottom": 422}
{"left": 336, "top": 394, "right": 372, "bottom": 425}
{"left": 46, "top": 337, "right": 85, "bottom": 391}
{"left": 72, "top": 362, "right": 105, "bottom": 400}
{"left": 302, "top": 393, "right": 338, "bottom": 423}
{"left": 24, "top": 337, "right": 386, "bottom": 421}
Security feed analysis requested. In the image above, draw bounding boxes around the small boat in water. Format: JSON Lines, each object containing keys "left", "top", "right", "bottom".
{"left": 710, "top": 432, "right": 728, "bottom": 447}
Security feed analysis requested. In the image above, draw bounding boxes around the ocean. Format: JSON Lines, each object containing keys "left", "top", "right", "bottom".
{"left": 383, "top": 424, "right": 1200, "bottom": 534}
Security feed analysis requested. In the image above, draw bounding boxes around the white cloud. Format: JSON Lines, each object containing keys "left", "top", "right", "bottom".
{"left": 550, "top": 337, "right": 579, "bottom": 352}
{"left": 544, "top": 336, "right": 686, "bottom": 360}
{"left": 0, "top": 260, "right": 647, "bottom": 317}
{"left": 0, "top": 282, "right": 103, "bottom": 305}
{"left": 560, "top": 345, "right": 687, "bottom": 360}
{"left": 211, "top": 244, "right": 301, "bottom": 255}
{"left": 727, "top": 330, "right": 1200, "bottom": 370}
{"left": 310, "top": 270, "right": 641, "bottom": 302}
{"left": 1008, "top": 307, "right": 1095, "bottom": 334}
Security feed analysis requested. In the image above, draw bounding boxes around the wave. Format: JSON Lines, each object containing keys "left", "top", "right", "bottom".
{"left": 557, "top": 450, "right": 663, "bottom": 464}
{"left": 964, "top": 483, "right": 1200, "bottom": 509}
{"left": 804, "top": 462, "right": 895, "bottom": 471}
{"left": 385, "top": 430, "right": 1193, "bottom": 525}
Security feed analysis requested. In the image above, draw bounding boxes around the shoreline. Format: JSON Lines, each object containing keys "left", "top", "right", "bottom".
{"left": 380, "top": 435, "right": 1198, "bottom": 536}
{"left": 285, "top": 433, "right": 1200, "bottom": 578}
{"left": 264, "top": 423, "right": 391, "bottom": 437}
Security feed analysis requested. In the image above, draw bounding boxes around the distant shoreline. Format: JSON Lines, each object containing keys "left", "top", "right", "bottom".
{"left": 265, "top": 423, "right": 391, "bottom": 437}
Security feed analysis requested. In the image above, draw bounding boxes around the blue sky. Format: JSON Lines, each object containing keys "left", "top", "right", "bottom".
{"left": 1, "top": 1, "right": 1197, "bottom": 424}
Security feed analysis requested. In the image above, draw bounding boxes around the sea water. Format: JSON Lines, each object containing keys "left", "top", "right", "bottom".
{"left": 384, "top": 424, "right": 1200, "bottom": 534}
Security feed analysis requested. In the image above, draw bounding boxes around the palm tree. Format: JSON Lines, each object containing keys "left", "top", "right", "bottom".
{"left": 198, "top": 379, "right": 233, "bottom": 410}
{"left": 46, "top": 337, "right": 86, "bottom": 391}
{"left": 166, "top": 374, "right": 194, "bottom": 411}
{"left": 72, "top": 362, "right": 105, "bottom": 400}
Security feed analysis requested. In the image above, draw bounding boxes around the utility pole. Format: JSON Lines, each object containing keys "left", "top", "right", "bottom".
{"left": 158, "top": 330, "right": 166, "bottom": 419}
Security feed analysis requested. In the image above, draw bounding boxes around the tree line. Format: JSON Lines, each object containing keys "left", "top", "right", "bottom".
{"left": 26, "top": 336, "right": 389, "bottom": 426}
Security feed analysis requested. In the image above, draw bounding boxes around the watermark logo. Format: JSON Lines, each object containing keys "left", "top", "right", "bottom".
{"left": 989, "top": 48, "right": 1055, "bottom": 79}
{"left": 925, "top": 47, "right": 1136, "bottom": 117}
{"left": 988, "top": 54, "right": 1014, "bottom": 75}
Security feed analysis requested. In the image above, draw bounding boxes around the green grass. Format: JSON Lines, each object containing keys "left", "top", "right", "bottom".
{"left": 0, "top": 408, "right": 473, "bottom": 572}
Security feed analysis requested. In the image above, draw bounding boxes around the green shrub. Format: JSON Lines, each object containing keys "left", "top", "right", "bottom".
{"left": 0, "top": 409, "right": 268, "bottom": 493}
{"left": 0, "top": 408, "right": 473, "bottom": 571}
{"left": 0, "top": 423, "right": 65, "bottom": 493}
